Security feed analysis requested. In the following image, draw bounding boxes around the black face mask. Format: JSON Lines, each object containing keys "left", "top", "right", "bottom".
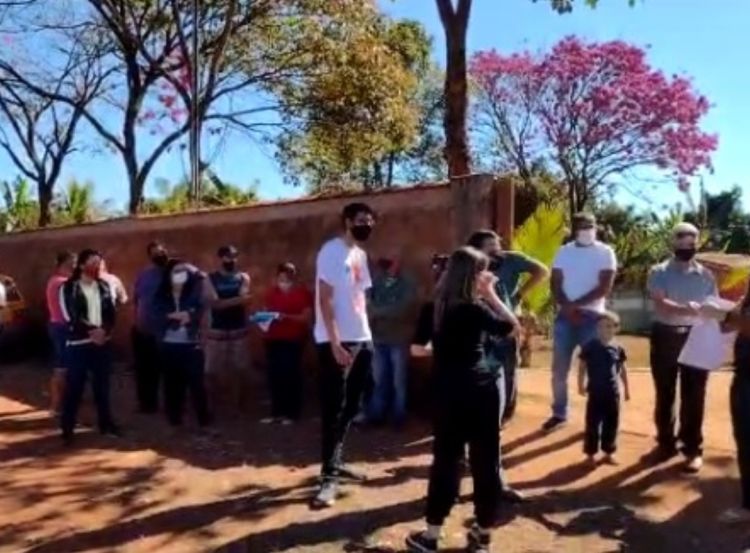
{"left": 377, "top": 258, "right": 394, "bottom": 271}
{"left": 351, "top": 224, "right": 373, "bottom": 243}
{"left": 674, "top": 248, "right": 697, "bottom": 262}
{"left": 222, "top": 260, "right": 237, "bottom": 272}
{"left": 151, "top": 253, "right": 168, "bottom": 267}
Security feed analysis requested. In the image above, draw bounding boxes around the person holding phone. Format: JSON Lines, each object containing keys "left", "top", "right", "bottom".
{"left": 311, "top": 202, "right": 376, "bottom": 509}
{"left": 406, "top": 247, "right": 518, "bottom": 553}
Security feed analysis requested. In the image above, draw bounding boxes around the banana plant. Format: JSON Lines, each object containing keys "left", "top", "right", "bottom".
{"left": 511, "top": 202, "right": 568, "bottom": 366}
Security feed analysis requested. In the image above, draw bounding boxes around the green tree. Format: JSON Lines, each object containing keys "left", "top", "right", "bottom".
{"left": 274, "top": 17, "right": 432, "bottom": 191}
{"left": 542, "top": 0, "right": 637, "bottom": 13}
{"left": 141, "top": 171, "right": 257, "bottom": 215}
{"left": 687, "top": 186, "right": 750, "bottom": 254}
{"left": 0, "top": 176, "right": 38, "bottom": 231}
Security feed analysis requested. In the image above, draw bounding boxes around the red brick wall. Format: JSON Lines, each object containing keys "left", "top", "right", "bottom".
{"left": 0, "top": 176, "right": 513, "bottom": 364}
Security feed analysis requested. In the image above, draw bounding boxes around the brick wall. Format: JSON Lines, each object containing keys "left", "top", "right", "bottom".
{"left": 0, "top": 175, "right": 514, "bottom": 366}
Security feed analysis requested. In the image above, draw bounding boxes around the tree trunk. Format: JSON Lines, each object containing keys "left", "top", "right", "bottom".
{"left": 567, "top": 179, "right": 578, "bottom": 225}
{"left": 386, "top": 152, "right": 396, "bottom": 187}
{"left": 38, "top": 182, "right": 53, "bottom": 228}
{"left": 437, "top": 0, "right": 472, "bottom": 178}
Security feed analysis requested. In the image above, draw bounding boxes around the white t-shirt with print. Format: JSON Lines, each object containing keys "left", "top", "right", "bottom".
{"left": 314, "top": 237, "right": 372, "bottom": 344}
{"left": 552, "top": 241, "right": 617, "bottom": 313}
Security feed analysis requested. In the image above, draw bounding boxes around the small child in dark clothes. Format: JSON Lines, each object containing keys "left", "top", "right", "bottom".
{"left": 578, "top": 311, "right": 630, "bottom": 465}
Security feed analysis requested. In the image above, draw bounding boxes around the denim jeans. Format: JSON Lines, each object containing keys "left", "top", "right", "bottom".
{"left": 551, "top": 312, "right": 599, "bottom": 420}
{"left": 367, "top": 343, "right": 409, "bottom": 424}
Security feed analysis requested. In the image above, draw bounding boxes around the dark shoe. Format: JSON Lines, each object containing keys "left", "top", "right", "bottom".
{"left": 499, "top": 486, "right": 526, "bottom": 504}
{"left": 62, "top": 431, "right": 74, "bottom": 447}
{"left": 101, "top": 424, "right": 122, "bottom": 438}
{"left": 542, "top": 417, "right": 566, "bottom": 432}
{"left": 405, "top": 531, "right": 438, "bottom": 553}
{"left": 310, "top": 479, "right": 339, "bottom": 509}
{"left": 645, "top": 446, "right": 678, "bottom": 464}
{"left": 467, "top": 525, "right": 492, "bottom": 553}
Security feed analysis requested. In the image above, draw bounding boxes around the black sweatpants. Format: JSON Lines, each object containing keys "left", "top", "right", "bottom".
{"left": 132, "top": 328, "right": 161, "bottom": 413}
{"left": 317, "top": 342, "right": 373, "bottom": 477}
{"left": 426, "top": 380, "right": 500, "bottom": 529}
{"left": 266, "top": 340, "right": 305, "bottom": 420}
{"left": 650, "top": 324, "right": 709, "bottom": 456}
{"left": 731, "top": 372, "right": 750, "bottom": 509}
{"left": 160, "top": 343, "right": 211, "bottom": 426}
{"left": 584, "top": 394, "right": 620, "bottom": 455}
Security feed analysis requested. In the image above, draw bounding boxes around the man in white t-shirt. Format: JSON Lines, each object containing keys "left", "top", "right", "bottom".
{"left": 312, "top": 202, "right": 376, "bottom": 509}
{"left": 542, "top": 212, "right": 617, "bottom": 432}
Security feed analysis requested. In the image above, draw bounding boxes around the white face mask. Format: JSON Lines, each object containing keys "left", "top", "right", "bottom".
{"left": 277, "top": 281, "right": 292, "bottom": 292}
{"left": 576, "top": 228, "right": 597, "bottom": 246}
{"left": 171, "top": 272, "right": 188, "bottom": 286}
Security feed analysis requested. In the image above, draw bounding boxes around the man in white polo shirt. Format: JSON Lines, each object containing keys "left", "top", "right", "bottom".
{"left": 312, "top": 202, "right": 376, "bottom": 509}
{"left": 543, "top": 212, "right": 617, "bottom": 432}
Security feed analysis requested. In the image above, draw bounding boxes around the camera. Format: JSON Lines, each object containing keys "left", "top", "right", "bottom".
{"left": 431, "top": 254, "right": 449, "bottom": 276}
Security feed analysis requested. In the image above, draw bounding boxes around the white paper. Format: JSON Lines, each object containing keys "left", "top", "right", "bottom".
{"left": 678, "top": 319, "right": 736, "bottom": 371}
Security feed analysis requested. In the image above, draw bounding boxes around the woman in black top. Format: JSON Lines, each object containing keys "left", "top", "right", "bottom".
{"left": 407, "top": 247, "right": 517, "bottom": 553}
{"left": 704, "top": 285, "right": 750, "bottom": 524}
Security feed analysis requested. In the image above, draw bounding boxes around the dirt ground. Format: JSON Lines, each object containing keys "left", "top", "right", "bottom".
{"left": 0, "top": 337, "right": 748, "bottom": 553}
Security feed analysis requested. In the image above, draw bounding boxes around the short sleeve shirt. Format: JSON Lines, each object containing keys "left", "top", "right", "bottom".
{"left": 647, "top": 260, "right": 718, "bottom": 326}
{"left": 314, "top": 238, "right": 372, "bottom": 344}
{"left": 552, "top": 241, "right": 617, "bottom": 313}
{"left": 134, "top": 266, "right": 164, "bottom": 334}
{"left": 579, "top": 339, "right": 626, "bottom": 397}
{"left": 492, "top": 251, "right": 538, "bottom": 309}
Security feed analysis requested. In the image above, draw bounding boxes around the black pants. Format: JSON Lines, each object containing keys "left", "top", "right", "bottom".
{"left": 132, "top": 328, "right": 161, "bottom": 413}
{"left": 426, "top": 380, "right": 500, "bottom": 529}
{"left": 161, "top": 343, "right": 210, "bottom": 426}
{"left": 584, "top": 394, "right": 620, "bottom": 455}
{"left": 61, "top": 343, "right": 114, "bottom": 436}
{"left": 731, "top": 373, "right": 750, "bottom": 509}
{"left": 266, "top": 340, "right": 305, "bottom": 420}
{"left": 650, "top": 324, "right": 709, "bottom": 457}
{"left": 499, "top": 337, "right": 518, "bottom": 423}
{"left": 318, "top": 342, "right": 372, "bottom": 477}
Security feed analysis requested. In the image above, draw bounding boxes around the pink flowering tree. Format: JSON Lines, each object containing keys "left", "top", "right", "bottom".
{"left": 470, "top": 37, "right": 717, "bottom": 221}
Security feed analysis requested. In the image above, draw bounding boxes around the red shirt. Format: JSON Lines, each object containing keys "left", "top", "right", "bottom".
{"left": 264, "top": 285, "right": 313, "bottom": 342}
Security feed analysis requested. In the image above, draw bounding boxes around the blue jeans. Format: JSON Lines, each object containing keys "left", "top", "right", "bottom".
{"left": 367, "top": 343, "right": 408, "bottom": 424}
{"left": 551, "top": 313, "right": 599, "bottom": 420}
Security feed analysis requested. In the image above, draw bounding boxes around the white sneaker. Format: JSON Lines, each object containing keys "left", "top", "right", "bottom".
{"left": 260, "top": 417, "right": 277, "bottom": 425}
{"left": 311, "top": 479, "right": 338, "bottom": 509}
{"left": 684, "top": 456, "right": 704, "bottom": 474}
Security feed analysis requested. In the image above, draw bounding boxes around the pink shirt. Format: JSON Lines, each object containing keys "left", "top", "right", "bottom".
{"left": 46, "top": 274, "right": 67, "bottom": 324}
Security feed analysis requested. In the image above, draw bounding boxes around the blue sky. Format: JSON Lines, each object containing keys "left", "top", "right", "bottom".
{"left": 3, "top": 0, "right": 748, "bottom": 211}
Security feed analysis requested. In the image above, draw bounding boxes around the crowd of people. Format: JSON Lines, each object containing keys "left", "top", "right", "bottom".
{"left": 37, "top": 200, "right": 750, "bottom": 553}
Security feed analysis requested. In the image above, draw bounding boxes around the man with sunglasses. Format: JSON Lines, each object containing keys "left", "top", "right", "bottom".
{"left": 647, "top": 222, "right": 718, "bottom": 473}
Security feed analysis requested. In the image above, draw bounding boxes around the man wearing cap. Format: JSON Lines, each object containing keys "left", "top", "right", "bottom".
{"left": 647, "top": 223, "right": 718, "bottom": 473}
{"left": 205, "top": 245, "right": 252, "bottom": 418}
{"left": 543, "top": 213, "right": 618, "bottom": 432}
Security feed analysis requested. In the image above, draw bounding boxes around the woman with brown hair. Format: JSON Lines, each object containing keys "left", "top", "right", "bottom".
{"left": 406, "top": 247, "right": 518, "bottom": 553}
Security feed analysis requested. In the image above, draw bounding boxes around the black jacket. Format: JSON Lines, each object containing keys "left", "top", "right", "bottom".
{"left": 60, "top": 278, "right": 116, "bottom": 343}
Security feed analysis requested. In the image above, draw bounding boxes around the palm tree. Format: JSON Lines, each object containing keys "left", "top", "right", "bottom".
{"left": 0, "top": 177, "right": 38, "bottom": 232}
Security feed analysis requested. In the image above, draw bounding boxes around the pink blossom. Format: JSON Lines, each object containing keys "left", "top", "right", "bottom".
{"left": 469, "top": 36, "right": 717, "bottom": 193}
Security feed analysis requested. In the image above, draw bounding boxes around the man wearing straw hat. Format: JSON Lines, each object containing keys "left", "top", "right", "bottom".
{"left": 647, "top": 222, "right": 718, "bottom": 473}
